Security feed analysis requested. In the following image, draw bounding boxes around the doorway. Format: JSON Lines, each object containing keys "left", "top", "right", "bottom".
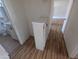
{"left": 0, "top": 0, "right": 20, "bottom": 55}
{"left": 51, "top": 0, "right": 72, "bottom": 32}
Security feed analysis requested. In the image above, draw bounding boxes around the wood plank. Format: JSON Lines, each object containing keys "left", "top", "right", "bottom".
{"left": 11, "top": 30, "right": 68, "bottom": 59}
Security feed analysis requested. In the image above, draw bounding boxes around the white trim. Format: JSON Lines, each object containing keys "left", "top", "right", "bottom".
{"left": 52, "top": 16, "right": 66, "bottom": 19}
{"left": 66, "top": 0, "right": 73, "bottom": 19}
{"left": 70, "top": 45, "right": 78, "bottom": 58}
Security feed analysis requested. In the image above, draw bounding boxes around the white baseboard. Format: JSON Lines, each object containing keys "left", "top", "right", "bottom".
{"left": 52, "top": 16, "right": 67, "bottom": 19}
{"left": 70, "top": 45, "right": 78, "bottom": 58}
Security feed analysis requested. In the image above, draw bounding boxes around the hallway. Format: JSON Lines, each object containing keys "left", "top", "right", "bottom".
{"left": 11, "top": 30, "right": 68, "bottom": 59}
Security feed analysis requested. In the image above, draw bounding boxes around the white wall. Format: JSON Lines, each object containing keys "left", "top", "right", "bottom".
{"left": 64, "top": 0, "right": 78, "bottom": 58}
{"left": 4, "top": 0, "right": 29, "bottom": 44}
{"left": 4, "top": 0, "right": 52, "bottom": 44}
{"left": 24, "top": 0, "right": 51, "bottom": 35}
{"left": 62, "top": 0, "right": 73, "bottom": 33}
{"left": 53, "top": 0, "right": 69, "bottom": 18}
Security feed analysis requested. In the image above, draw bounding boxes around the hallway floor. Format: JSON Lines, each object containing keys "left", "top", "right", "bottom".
{"left": 51, "top": 19, "right": 64, "bottom": 31}
{"left": 0, "top": 35, "right": 20, "bottom": 54}
{"left": 11, "top": 30, "right": 68, "bottom": 59}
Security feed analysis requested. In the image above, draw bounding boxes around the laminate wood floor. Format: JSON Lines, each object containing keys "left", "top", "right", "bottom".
{"left": 11, "top": 30, "right": 69, "bottom": 59}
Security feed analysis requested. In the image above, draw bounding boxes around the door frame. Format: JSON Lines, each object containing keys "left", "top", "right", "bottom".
{"left": 62, "top": 0, "right": 73, "bottom": 33}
